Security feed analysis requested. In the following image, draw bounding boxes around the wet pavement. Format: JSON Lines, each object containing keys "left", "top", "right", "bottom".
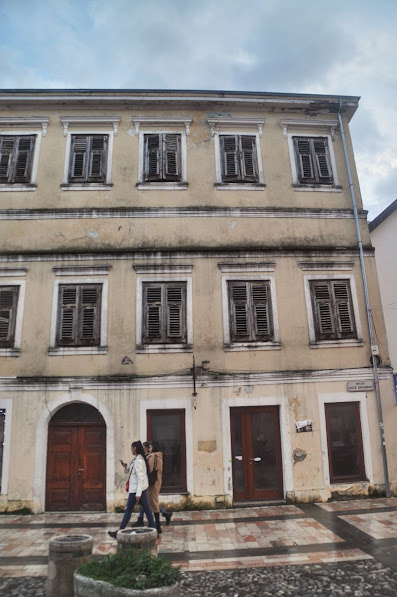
{"left": 0, "top": 497, "right": 396, "bottom": 595}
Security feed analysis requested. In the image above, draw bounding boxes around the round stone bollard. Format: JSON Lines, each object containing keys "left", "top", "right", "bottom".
{"left": 117, "top": 528, "right": 158, "bottom": 556}
{"left": 47, "top": 534, "right": 93, "bottom": 597}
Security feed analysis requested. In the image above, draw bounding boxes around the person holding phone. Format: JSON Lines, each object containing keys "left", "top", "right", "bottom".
{"left": 108, "top": 440, "right": 156, "bottom": 539}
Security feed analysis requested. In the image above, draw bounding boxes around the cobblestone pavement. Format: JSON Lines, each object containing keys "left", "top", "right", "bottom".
{"left": 0, "top": 498, "right": 396, "bottom": 595}
{"left": 1, "top": 560, "right": 397, "bottom": 597}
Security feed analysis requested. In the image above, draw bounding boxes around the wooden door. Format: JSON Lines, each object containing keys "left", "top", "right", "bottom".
{"left": 147, "top": 409, "right": 186, "bottom": 493}
{"left": 46, "top": 406, "right": 106, "bottom": 511}
{"left": 230, "top": 406, "right": 283, "bottom": 501}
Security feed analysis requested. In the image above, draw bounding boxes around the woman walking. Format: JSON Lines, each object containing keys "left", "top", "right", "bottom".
{"left": 108, "top": 441, "right": 155, "bottom": 539}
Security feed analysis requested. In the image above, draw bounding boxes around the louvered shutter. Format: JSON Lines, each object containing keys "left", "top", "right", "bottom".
{"left": 69, "top": 136, "right": 88, "bottom": 181}
{"left": 294, "top": 138, "right": 315, "bottom": 182}
{"left": 165, "top": 284, "right": 186, "bottom": 342}
{"left": 0, "top": 137, "right": 16, "bottom": 183}
{"left": 251, "top": 282, "right": 272, "bottom": 340}
{"left": 58, "top": 286, "right": 78, "bottom": 345}
{"left": 143, "top": 285, "right": 163, "bottom": 343}
{"left": 144, "top": 134, "right": 161, "bottom": 181}
{"left": 79, "top": 285, "right": 101, "bottom": 345}
{"left": 333, "top": 281, "right": 355, "bottom": 337}
{"left": 88, "top": 136, "right": 107, "bottom": 182}
{"left": 0, "top": 286, "right": 19, "bottom": 347}
{"left": 229, "top": 282, "right": 250, "bottom": 341}
{"left": 240, "top": 136, "right": 258, "bottom": 182}
{"left": 163, "top": 134, "right": 181, "bottom": 181}
{"left": 221, "top": 136, "right": 239, "bottom": 181}
{"left": 312, "top": 282, "right": 335, "bottom": 339}
{"left": 313, "top": 138, "right": 333, "bottom": 183}
{"left": 311, "top": 280, "right": 356, "bottom": 341}
{"left": 14, "top": 136, "right": 35, "bottom": 183}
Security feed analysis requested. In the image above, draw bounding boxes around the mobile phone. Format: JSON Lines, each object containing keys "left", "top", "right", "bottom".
{"left": 120, "top": 459, "right": 126, "bottom": 467}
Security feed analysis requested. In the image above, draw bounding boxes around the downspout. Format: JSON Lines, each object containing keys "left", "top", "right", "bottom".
{"left": 337, "top": 98, "right": 390, "bottom": 497}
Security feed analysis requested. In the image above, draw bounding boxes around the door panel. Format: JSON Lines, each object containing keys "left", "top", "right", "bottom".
{"left": 46, "top": 423, "right": 106, "bottom": 511}
{"left": 231, "top": 406, "right": 283, "bottom": 501}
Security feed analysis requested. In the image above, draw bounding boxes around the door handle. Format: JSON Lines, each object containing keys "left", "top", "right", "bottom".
{"left": 249, "top": 457, "right": 262, "bottom": 462}
{"left": 234, "top": 456, "right": 243, "bottom": 461}
{"left": 78, "top": 468, "right": 84, "bottom": 472}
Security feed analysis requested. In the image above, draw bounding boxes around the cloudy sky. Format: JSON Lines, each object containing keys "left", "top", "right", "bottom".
{"left": 0, "top": 0, "right": 396, "bottom": 220}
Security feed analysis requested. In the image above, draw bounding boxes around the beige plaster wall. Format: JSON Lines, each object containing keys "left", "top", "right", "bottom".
{"left": 1, "top": 376, "right": 395, "bottom": 511}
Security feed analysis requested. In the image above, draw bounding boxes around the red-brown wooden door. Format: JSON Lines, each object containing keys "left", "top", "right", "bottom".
{"left": 46, "top": 405, "right": 106, "bottom": 511}
{"left": 230, "top": 406, "right": 283, "bottom": 501}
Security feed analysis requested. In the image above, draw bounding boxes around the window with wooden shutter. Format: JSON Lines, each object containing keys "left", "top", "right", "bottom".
{"left": 0, "top": 135, "right": 35, "bottom": 184}
{"left": 142, "top": 282, "right": 186, "bottom": 344}
{"left": 220, "top": 135, "right": 258, "bottom": 183}
{"left": 57, "top": 284, "right": 101, "bottom": 346}
{"left": 310, "top": 280, "right": 356, "bottom": 341}
{"left": 68, "top": 135, "right": 108, "bottom": 183}
{"left": 0, "top": 286, "right": 19, "bottom": 347}
{"left": 228, "top": 281, "right": 273, "bottom": 343}
{"left": 143, "top": 133, "right": 182, "bottom": 182}
{"left": 293, "top": 137, "right": 333, "bottom": 184}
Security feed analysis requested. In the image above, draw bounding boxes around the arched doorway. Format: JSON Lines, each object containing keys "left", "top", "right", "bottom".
{"left": 46, "top": 403, "right": 106, "bottom": 511}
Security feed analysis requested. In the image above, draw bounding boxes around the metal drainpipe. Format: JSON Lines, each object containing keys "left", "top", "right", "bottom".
{"left": 337, "top": 98, "right": 390, "bottom": 497}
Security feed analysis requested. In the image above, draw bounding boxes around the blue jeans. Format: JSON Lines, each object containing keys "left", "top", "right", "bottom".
{"left": 120, "top": 490, "right": 155, "bottom": 529}
{"left": 139, "top": 504, "right": 164, "bottom": 517}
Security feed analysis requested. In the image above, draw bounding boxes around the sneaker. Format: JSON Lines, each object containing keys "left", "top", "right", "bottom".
{"left": 131, "top": 517, "right": 144, "bottom": 527}
{"left": 163, "top": 511, "right": 173, "bottom": 526}
{"left": 108, "top": 530, "right": 117, "bottom": 539}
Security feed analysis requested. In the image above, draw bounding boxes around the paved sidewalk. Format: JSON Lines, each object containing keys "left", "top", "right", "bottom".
{"left": 0, "top": 498, "right": 396, "bottom": 595}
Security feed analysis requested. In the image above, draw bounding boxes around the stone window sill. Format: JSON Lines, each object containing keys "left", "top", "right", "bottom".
{"left": 215, "top": 183, "right": 265, "bottom": 191}
{"left": 0, "top": 184, "right": 36, "bottom": 192}
{"left": 136, "top": 182, "right": 188, "bottom": 190}
{"left": 61, "top": 184, "right": 112, "bottom": 191}
{"left": 0, "top": 348, "right": 20, "bottom": 356}
{"left": 292, "top": 184, "right": 342, "bottom": 193}
{"left": 136, "top": 343, "right": 193, "bottom": 354}
{"left": 224, "top": 342, "right": 281, "bottom": 352}
{"left": 48, "top": 346, "right": 107, "bottom": 356}
{"left": 310, "top": 339, "right": 364, "bottom": 349}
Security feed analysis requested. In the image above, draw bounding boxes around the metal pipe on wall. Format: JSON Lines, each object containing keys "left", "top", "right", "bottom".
{"left": 337, "top": 98, "right": 390, "bottom": 497}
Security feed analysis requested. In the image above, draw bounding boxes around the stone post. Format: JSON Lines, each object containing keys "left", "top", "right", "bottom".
{"left": 47, "top": 534, "right": 93, "bottom": 597}
{"left": 117, "top": 528, "right": 158, "bottom": 556}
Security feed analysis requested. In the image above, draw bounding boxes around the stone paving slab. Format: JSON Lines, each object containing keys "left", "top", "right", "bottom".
{"left": 339, "top": 511, "right": 397, "bottom": 539}
{"left": 316, "top": 498, "right": 397, "bottom": 511}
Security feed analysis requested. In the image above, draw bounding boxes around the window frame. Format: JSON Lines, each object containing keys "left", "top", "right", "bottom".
{"left": 55, "top": 283, "right": 102, "bottom": 348}
{"left": 61, "top": 128, "right": 115, "bottom": 190}
{"left": 221, "top": 274, "right": 281, "bottom": 351}
{"left": 137, "top": 128, "right": 188, "bottom": 190}
{"left": 136, "top": 275, "right": 193, "bottom": 353}
{"left": 49, "top": 270, "right": 109, "bottom": 355}
{"left": 213, "top": 130, "right": 265, "bottom": 190}
{"left": 318, "top": 393, "right": 372, "bottom": 487}
{"left": 0, "top": 274, "right": 26, "bottom": 356}
{"left": 285, "top": 131, "right": 340, "bottom": 192}
{"left": 0, "top": 130, "right": 43, "bottom": 192}
{"left": 325, "top": 401, "right": 366, "bottom": 483}
{"left": 303, "top": 274, "right": 363, "bottom": 348}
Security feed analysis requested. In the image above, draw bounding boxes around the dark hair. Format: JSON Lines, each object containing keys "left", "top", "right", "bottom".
{"left": 131, "top": 441, "right": 149, "bottom": 474}
{"left": 143, "top": 441, "right": 152, "bottom": 450}
{"left": 151, "top": 441, "right": 160, "bottom": 453}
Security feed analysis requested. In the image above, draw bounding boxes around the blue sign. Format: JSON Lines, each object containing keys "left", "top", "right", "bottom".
{"left": 394, "top": 374, "right": 397, "bottom": 405}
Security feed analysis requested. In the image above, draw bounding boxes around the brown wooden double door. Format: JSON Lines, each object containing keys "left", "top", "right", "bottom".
{"left": 231, "top": 406, "right": 283, "bottom": 501}
{"left": 46, "top": 422, "right": 106, "bottom": 511}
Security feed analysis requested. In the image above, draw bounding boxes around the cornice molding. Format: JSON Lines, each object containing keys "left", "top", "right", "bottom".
{"left": 132, "top": 117, "right": 192, "bottom": 136}
{"left": 280, "top": 118, "right": 338, "bottom": 140}
{"left": 0, "top": 267, "right": 28, "bottom": 277}
{"left": 0, "top": 367, "right": 391, "bottom": 391}
{"left": 60, "top": 116, "right": 120, "bottom": 136}
{"left": 0, "top": 249, "right": 374, "bottom": 263}
{"left": 207, "top": 117, "right": 265, "bottom": 137}
{"left": 298, "top": 261, "right": 355, "bottom": 271}
{"left": 218, "top": 262, "right": 276, "bottom": 272}
{"left": 133, "top": 264, "right": 193, "bottom": 274}
{"left": 0, "top": 116, "right": 50, "bottom": 136}
{"left": 53, "top": 265, "right": 111, "bottom": 276}
{"left": 0, "top": 207, "right": 369, "bottom": 221}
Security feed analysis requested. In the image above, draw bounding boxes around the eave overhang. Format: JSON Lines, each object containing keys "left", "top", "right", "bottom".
{"left": 0, "top": 89, "right": 360, "bottom": 121}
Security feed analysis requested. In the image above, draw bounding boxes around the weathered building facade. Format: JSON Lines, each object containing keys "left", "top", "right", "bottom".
{"left": 0, "top": 90, "right": 395, "bottom": 513}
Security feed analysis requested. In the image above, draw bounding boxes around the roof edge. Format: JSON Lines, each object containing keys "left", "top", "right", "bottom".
{"left": 369, "top": 198, "right": 397, "bottom": 232}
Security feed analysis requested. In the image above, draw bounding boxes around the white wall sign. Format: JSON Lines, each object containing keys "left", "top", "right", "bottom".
{"left": 347, "top": 380, "right": 374, "bottom": 392}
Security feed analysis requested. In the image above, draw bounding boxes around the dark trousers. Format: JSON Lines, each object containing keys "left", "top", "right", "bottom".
{"left": 120, "top": 490, "right": 155, "bottom": 529}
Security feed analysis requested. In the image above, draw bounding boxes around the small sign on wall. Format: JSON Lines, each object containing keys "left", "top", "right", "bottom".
{"left": 296, "top": 420, "right": 312, "bottom": 433}
{"left": 347, "top": 380, "right": 374, "bottom": 392}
